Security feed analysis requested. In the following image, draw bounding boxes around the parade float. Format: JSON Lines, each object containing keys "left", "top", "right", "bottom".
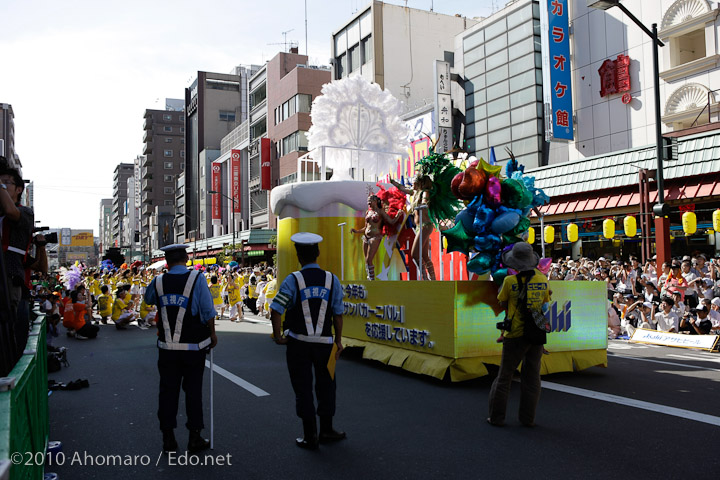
{"left": 270, "top": 76, "right": 607, "bottom": 381}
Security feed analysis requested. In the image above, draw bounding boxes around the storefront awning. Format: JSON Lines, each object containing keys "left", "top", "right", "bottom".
{"left": 537, "top": 173, "right": 720, "bottom": 217}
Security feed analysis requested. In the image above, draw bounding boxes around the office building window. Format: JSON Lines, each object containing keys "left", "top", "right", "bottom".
{"left": 361, "top": 35, "right": 372, "bottom": 64}
{"left": 180, "top": 127, "right": 185, "bottom": 133}
{"left": 164, "top": 200, "right": 174, "bottom": 206}
{"left": 164, "top": 126, "right": 172, "bottom": 132}
{"left": 298, "top": 94, "right": 312, "bottom": 113}
{"left": 219, "top": 110, "right": 236, "bottom": 122}
{"left": 335, "top": 53, "right": 346, "bottom": 79}
{"left": 164, "top": 150, "right": 173, "bottom": 157}
{"left": 164, "top": 187, "right": 173, "bottom": 194}
{"left": 165, "top": 138, "right": 172, "bottom": 143}
{"left": 164, "top": 162, "right": 173, "bottom": 169}
{"left": 180, "top": 162, "right": 185, "bottom": 170}
{"left": 164, "top": 175, "right": 173, "bottom": 182}
{"left": 163, "top": 114, "right": 172, "bottom": 121}
{"left": 181, "top": 139, "right": 185, "bottom": 144}
{"left": 279, "top": 131, "right": 309, "bottom": 157}
{"left": 348, "top": 45, "right": 360, "bottom": 73}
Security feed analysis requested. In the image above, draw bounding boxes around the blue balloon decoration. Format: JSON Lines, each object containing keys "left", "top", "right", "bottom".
{"left": 492, "top": 268, "right": 509, "bottom": 286}
{"left": 455, "top": 209, "right": 475, "bottom": 233}
{"left": 490, "top": 211, "right": 521, "bottom": 234}
{"left": 474, "top": 234, "right": 502, "bottom": 252}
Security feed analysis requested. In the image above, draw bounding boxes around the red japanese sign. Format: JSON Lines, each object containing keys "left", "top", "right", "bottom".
{"left": 599, "top": 54, "right": 631, "bottom": 98}
{"left": 231, "top": 149, "right": 242, "bottom": 213}
{"left": 260, "top": 138, "right": 271, "bottom": 191}
{"left": 211, "top": 162, "right": 221, "bottom": 220}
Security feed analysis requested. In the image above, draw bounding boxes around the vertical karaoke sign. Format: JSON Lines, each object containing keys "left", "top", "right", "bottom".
{"left": 544, "top": 0, "right": 573, "bottom": 140}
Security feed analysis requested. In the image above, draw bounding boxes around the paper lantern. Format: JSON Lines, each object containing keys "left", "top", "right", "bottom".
{"left": 544, "top": 225, "right": 555, "bottom": 244}
{"left": 713, "top": 209, "right": 720, "bottom": 231}
{"left": 527, "top": 227, "right": 535, "bottom": 244}
{"left": 567, "top": 223, "right": 579, "bottom": 243}
{"left": 682, "top": 211, "right": 696, "bottom": 235}
{"left": 603, "top": 219, "right": 615, "bottom": 239}
{"left": 624, "top": 216, "right": 637, "bottom": 238}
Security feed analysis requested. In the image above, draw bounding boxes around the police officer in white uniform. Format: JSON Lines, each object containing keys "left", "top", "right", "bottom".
{"left": 144, "top": 244, "right": 218, "bottom": 453}
{"left": 270, "top": 232, "right": 346, "bottom": 450}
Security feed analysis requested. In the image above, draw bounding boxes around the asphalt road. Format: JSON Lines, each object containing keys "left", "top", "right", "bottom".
{"left": 43, "top": 315, "right": 720, "bottom": 480}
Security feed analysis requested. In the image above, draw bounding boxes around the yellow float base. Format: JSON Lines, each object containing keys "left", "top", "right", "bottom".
{"left": 344, "top": 338, "right": 607, "bottom": 382}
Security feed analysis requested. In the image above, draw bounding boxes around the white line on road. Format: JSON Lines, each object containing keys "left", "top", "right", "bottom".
{"left": 205, "top": 361, "right": 270, "bottom": 397}
{"left": 608, "top": 353, "right": 720, "bottom": 372}
{"left": 542, "top": 381, "right": 720, "bottom": 427}
{"left": 667, "top": 354, "right": 720, "bottom": 364}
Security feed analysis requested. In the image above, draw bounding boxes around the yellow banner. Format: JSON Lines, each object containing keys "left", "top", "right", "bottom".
{"left": 342, "top": 280, "right": 608, "bottom": 359}
{"left": 70, "top": 231, "right": 94, "bottom": 247}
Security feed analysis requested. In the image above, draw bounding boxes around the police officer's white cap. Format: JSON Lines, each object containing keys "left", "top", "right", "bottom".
{"left": 160, "top": 244, "right": 190, "bottom": 253}
{"left": 290, "top": 232, "right": 323, "bottom": 245}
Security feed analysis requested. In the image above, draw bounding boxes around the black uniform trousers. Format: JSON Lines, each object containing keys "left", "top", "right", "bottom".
{"left": 157, "top": 349, "right": 206, "bottom": 431}
{"left": 286, "top": 338, "right": 336, "bottom": 419}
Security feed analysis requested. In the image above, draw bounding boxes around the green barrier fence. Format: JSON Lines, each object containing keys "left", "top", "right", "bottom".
{"left": 0, "top": 312, "right": 48, "bottom": 480}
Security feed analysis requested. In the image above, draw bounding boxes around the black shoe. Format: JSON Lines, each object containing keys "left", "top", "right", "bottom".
{"left": 319, "top": 428, "right": 346, "bottom": 443}
{"left": 295, "top": 417, "right": 319, "bottom": 450}
{"left": 162, "top": 430, "right": 178, "bottom": 453}
{"left": 187, "top": 430, "right": 210, "bottom": 453}
{"left": 319, "top": 416, "right": 346, "bottom": 443}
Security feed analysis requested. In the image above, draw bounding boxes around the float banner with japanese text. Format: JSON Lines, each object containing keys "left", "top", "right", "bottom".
{"left": 342, "top": 280, "right": 607, "bottom": 359}
{"left": 630, "top": 328, "right": 719, "bottom": 351}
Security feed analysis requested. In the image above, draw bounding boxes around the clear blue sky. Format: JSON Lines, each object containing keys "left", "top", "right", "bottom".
{"left": 0, "top": 0, "right": 494, "bottom": 232}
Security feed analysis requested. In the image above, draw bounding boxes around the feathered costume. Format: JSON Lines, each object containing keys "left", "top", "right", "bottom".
{"left": 414, "top": 151, "right": 463, "bottom": 228}
{"left": 375, "top": 183, "right": 407, "bottom": 236}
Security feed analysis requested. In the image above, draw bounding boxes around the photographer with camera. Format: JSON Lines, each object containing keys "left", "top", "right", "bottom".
{"left": 679, "top": 305, "right": 712, "bottom": 335}
{"left": 1, "top": 164, "right": 41, "bottom": 368}
{"left": 488, "top": 242, "right": 551, "bottom": 428}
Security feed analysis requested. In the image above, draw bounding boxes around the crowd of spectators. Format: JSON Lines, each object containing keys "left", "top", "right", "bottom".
{"left": 547, "top": 253, "right": 720, "bottom": 338}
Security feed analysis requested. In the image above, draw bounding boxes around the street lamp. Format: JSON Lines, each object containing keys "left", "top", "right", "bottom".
{"left": 209, "top": 190, "right": 237, "bottom": 263}
{"left": 588, "top": 0, "right": 670, "bottom": 266}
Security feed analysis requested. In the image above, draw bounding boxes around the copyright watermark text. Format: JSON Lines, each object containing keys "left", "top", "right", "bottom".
{"left": 11, "top": 450, "right": 232, "bottom": 467}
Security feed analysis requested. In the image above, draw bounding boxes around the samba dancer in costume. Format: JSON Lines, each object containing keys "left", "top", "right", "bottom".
{"left": 350, "top": 195, "right": 384, "bottom": 280}
{"left": 391, "top": 150, "right": 461, "bottom": 280}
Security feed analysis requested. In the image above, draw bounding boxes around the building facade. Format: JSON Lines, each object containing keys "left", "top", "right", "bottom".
{"left": 98, "top": 198, "right": 113, "bottom": 257}
{"left": 111, "top": 163, "right": 134, "bottom": 248}
{"left": 456, "top": 0, "right": 720, "bottom": 260}
{"left": 141, "top": 101, "right": 185, "bottom": 252}
{"left": 183, "top": 67, "right": 257, "bottom": 242}
{"left": 331, "top": 1, "right": 477, "bottom": 114}
{"left": 0, "top": 103, "right": 20, "bottom": 170}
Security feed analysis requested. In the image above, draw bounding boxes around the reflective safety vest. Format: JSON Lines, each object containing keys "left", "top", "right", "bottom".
{"left": 156, "top": 270, "right": 211, "bottom": 351}
{"left": 284, "top": 268, "right": 335, "bottom": 345}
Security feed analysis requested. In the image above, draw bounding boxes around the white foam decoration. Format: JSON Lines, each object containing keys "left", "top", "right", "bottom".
{"left": 271, "top": 180, "right": 377, "bottom": 216}
{"left": 308, "top": 76, "right": 408, "bottom": 180}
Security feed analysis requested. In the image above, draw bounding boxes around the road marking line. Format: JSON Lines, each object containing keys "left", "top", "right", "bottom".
{"left": 608, "top": 353, "right": 720, "bottom": 372}
{"left": 542, "top": 381, "right": 720, "bottom": 427}
{"left": 667, "top": 354, "right": 720, "bottom": 364}
{"left": 205, "top": 361, "right": 270, "bottom": 397}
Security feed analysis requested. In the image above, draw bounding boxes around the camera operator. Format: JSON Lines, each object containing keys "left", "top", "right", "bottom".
{"left": 1, "top": 165, "right": 37, "bottom": 360}
{"left": 679, "top": 305, "right": 712, "bottom": 335}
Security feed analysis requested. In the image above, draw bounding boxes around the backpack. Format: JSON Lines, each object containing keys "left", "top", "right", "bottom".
{"left": 516, "top": 272, "right": 549, "bottom": 345}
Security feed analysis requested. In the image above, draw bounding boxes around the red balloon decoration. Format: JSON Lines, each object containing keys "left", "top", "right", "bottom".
{"left": 457, "top": 167, "right": 487, "bottom": 200}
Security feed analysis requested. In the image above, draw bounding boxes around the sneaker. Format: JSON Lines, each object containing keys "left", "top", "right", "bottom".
{"left": 74, "top": 334, "right": 89, "bottom": 340}
{"left": 66, "top": 330, "right": 76, "bottom": 338}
